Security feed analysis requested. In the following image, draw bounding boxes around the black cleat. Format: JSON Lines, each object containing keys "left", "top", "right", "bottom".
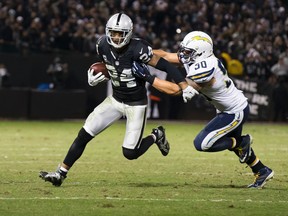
{"left": 39, "top": 167, "right": 66, "bottom": 187}
{"left": 152, "top": 126, "right": 170, "bottom": 156}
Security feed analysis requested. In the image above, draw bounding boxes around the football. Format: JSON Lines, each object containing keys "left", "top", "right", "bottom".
{"left": 89, "top": 62, "right": 110, "bottom": 79}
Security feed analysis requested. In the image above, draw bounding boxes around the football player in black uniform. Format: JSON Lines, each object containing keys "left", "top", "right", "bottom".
{"left": 39, "top": 13, "right": 198, "bottom": 186}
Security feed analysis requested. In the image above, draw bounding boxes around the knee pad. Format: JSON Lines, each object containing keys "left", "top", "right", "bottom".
{"left": 122, "top": 148, "right": 138, "bottom": 160}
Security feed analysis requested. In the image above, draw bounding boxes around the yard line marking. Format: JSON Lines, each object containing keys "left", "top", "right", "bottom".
{"left": 0, "top": 158, "right": 285, "bottom": 163}
{"left": 0, "top": 197, "right": 287, "bottom": 203}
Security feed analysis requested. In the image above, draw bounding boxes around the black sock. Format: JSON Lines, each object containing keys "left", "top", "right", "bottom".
{"left": 234, "top": 136, "right": 243, "bottom": 148}
{"left": 246, "top": 149, "right": 265, "bottom": 173}
{"left": 137, "top": 136, "right": 155, "bottom": 157}
{"left": 63, "top": 128, "right": 94, "bottom": 167}
{"left": 250, "top": 160, "right": 265, "bottom": 173}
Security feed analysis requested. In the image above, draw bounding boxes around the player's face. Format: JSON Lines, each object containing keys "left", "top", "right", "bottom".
{"left": 177, "top": 46, "right": 197, "bottom": 64}
{"left": 110, "top": 31, "right": 125, "bottom": 45}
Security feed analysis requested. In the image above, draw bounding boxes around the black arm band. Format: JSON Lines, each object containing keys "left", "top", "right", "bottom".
{"left": 147, "top": 75, "right": 156, "bottom": 85}
{"left": 155, "top": 57, "right": 185, "bottom": 83}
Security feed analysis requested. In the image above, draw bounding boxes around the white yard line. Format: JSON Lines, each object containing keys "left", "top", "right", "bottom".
{"left": 0, "top": 197, "right": 287, "bottom": 203}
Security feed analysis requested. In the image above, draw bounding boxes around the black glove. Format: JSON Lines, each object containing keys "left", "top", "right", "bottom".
{"left": 132, "top": 61, "right": 155, "bottom": 84}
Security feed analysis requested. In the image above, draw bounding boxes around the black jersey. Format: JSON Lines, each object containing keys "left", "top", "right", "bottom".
{"left": 96, "top": 36, "right": 153, "bottom": 105}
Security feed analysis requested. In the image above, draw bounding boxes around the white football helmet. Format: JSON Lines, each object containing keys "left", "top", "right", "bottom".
{"left": 106, "top": 13, "right": 133, "bottom": 49}
{"left": 177, "top": 31, "right": 213, "bottom": 64}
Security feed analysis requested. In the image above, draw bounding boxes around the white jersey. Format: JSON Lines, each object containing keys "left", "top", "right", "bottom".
{"left": 185, "top": 55, "right": 248, "bottom": 113}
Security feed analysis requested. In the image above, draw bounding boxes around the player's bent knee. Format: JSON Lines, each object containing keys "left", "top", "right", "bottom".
{"left": 122, "top": 148, "right": 138, "bottom": 160}
{"left": 194, "top": 138, "right": 204, "bottom": 151}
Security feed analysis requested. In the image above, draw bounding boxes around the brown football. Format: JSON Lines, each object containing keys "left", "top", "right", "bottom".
{"left": 90, "top": 62, "right": 110, "bottom": 78}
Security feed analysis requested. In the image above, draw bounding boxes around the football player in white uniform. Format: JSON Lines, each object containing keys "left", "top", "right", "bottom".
{"left": 132, "top": 31, "right": 274, "bottom": 189}
{"left": 39, "top": 13, "right": 198, "bottom": 187}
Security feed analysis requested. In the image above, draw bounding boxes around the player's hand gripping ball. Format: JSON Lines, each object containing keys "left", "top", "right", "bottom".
{"left": 87, "top": 62, "right": 110, "bottom": 86}
{"left": 89, "top": 62, "right": 110, "bottom": 79}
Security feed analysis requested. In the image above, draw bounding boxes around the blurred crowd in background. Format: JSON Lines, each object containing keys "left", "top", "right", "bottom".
{"left": 0, "top": 0, "right": 287, "bottom": 122}
{"left": 0, "top": 0, "right": 288, "bottom": 83}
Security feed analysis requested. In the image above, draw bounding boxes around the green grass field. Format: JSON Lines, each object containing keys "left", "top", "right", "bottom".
{"left": 0, "top": 120, "right": 287, "bottom": 216}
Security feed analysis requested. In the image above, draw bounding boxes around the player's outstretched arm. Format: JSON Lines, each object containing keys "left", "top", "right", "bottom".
{"left": 132, "top": 61, "right": 198, "bottom": 98}
{"left": 152, "top": 77, "right": 182, "bottom": 95}
{"left": 132, "top": 61, "right": 181, "bottom": 95}
{"left": 153, "top": 50, "right": 180, "bottom": 64}
{"left": 153, "top": 79, "right": 199, "bottom": 102}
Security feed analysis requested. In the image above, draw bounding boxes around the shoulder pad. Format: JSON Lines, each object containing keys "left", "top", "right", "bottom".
{"left": 96, "top": 35, "right": 105, "bottom": 45}
{"left": 187, "top": 57, "right": 216, "bottom": 83}
{"left": 132, "top": 39, "right": 153, "bottom": 63}
{"left": 96, "top": 36, "right": 107, "bottom": 58}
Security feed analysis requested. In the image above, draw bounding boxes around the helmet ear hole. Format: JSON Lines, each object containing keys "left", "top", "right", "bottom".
{"left": 105, "top": 13, "right": 133, "bottom": 49}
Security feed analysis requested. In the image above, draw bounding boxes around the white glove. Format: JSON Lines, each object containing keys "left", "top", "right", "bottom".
{"left": 87, "top": 68, "right": 107, "bottom": 86}
{"left": 182, "top": 85, "right": 199, "bottom": 103}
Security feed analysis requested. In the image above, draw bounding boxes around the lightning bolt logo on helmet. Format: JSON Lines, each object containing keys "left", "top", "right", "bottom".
{"left": 190, "top": 36, "right": 213, "bottom": 45}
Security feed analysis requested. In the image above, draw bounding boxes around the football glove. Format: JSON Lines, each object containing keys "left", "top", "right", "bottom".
{"left": 182, "top": 85, "right": 199, "bottom": 103}
{"left": 87, "top": 68, "right": 107, "bottom": 86}
{"left": 132, "top": 61, "right": 155, "bottom": 84}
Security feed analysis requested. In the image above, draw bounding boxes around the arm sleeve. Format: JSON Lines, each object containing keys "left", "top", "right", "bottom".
{"left": 155, "top": 57, "right": 185, "bottom": 84}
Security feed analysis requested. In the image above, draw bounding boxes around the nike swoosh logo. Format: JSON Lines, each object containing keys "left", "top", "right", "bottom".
{"left": 139, "top": 48, "right": 143, "bottom": 54}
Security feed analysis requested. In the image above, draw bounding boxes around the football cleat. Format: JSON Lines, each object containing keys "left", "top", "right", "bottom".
{"left": 248, "top": 166, "right": 274, "bottom": 189}
{"left": 152, "top": 126, "right": 170, "bottom": 156}
{"left": 39, "top": 167, "right": 66, "bottom": 187}
{"left": 238, "top": 134, "right": 253, "bottom": 163}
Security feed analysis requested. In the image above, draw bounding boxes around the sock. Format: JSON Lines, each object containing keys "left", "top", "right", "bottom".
{"left": 228, "top": 137, "right": 237, "bottom": 150}
{"left": 249, "top": 159, "right": 265, "bottom": 174}
{"left": 246, "top": 149, "right": 265, "bottom": 173}
{"left": 59, "top": 166, "right": 68, "bottom": 177}
{"left": 234, "top": 136, "right": 243, "bottom": 148}
{"left": 137, "top": 136, "right": 155, "bottom": 157}
{"left": 63, "top": 127, "right": 94, "bottom": 167}
{"left": 151, "top": 133, "right": 156, "bottom": 142}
